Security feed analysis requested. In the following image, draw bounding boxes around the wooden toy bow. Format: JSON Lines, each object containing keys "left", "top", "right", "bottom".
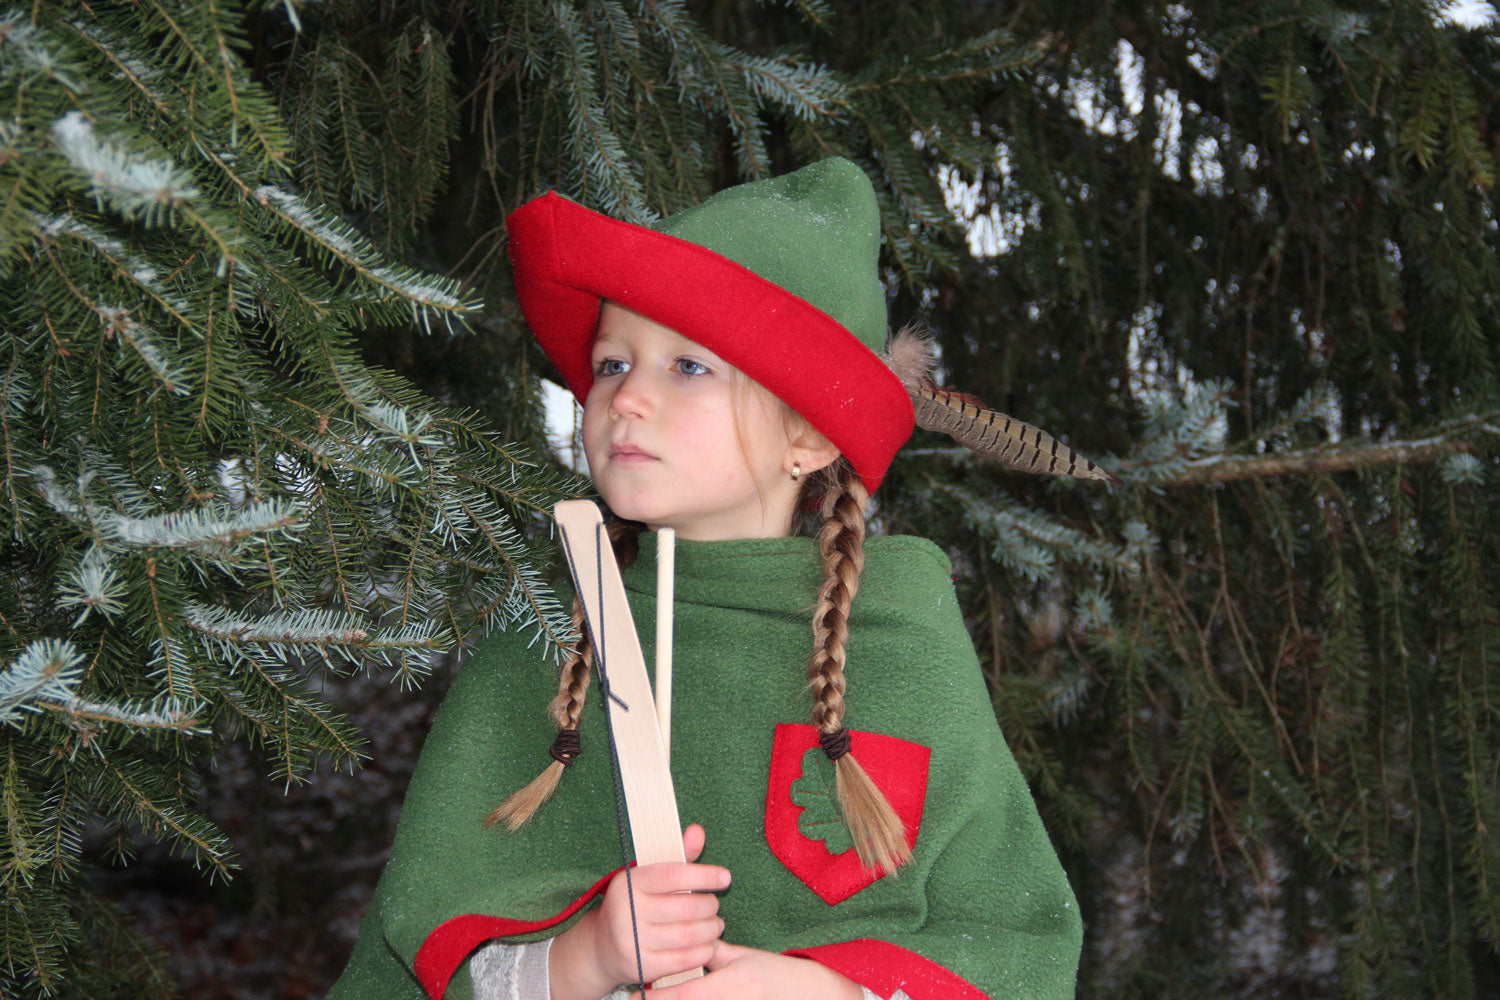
{"left": 553, "top": 500, "right": 702, "bottom": 987}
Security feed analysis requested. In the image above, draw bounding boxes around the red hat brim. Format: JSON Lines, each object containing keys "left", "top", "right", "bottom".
{"left": 507, "top": 193, "right": 913, "bottom": 494}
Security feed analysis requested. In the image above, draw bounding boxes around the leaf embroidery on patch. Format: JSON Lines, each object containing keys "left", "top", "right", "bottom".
{"left": 789, "top": 747, "right": 853, "bottom": 855}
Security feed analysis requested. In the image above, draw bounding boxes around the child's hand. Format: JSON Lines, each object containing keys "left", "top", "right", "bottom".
{"left": 626, "top": 941, "right": 864, "bottom": 1000}
{"left": 549, "top": 824, "right": 728, "bottom": 1000}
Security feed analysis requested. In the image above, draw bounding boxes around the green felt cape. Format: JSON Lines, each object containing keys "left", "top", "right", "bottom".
{"left": 327, "top": 534, "right": 1081, "bottom": 1000}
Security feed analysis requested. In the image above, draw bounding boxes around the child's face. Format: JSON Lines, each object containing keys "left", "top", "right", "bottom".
{"left": 582, "top": 304, "right": 802, "bottom": 540}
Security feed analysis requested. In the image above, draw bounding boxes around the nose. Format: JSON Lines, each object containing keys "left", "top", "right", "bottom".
{"left": 607, "top": 366, "right": 653, "bottom": 421}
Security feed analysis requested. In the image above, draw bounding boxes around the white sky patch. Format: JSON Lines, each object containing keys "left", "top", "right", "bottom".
{"left": 1189, "top": 133, "right": 1224, "bottom": 195}
{"left": 1063, "top": 73, "right": 1137, "bottom": 139}
{"left": 219, "top": 457, "right": 252, "bottom": 506}
{"left": 965, "top": 200, "right": 1043, "bottom": 257}
{"left": 1185, "top": 42, "right": 1218, "bottom": 80}
{"left": 1126, "top": 303, "right": 1167, "bottom": 402}
{"left": 937, "top": 153, "right": 1040, "bottom": 257}
{"left": 1116, "top": 39, "right": 1145, "bottom": 115}
{"left": 1290, "top": 307, "right": 1327, "bottom": 362}
{"left": 1442, "top": 1, "right": 1497, "bottom": 28}
{"left": 1383, "top": 238, "right": 1404, "bottom": 271}
{"left": 1125, "top": 290, "right": 1239, "bottom": 420}
{"left": 1153, "top": 89, "right": 1184, "bottom": 181}
{"left": 541, "top": 378, "right": 588, "bottom": 473}
{"left": 1287, "top": 316, "right": 1346, "bottom": 446}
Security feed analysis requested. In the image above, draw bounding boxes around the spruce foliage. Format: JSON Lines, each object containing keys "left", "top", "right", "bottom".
{"left": 1, "top": 4, "right": 583, "bottom": 994}
{"left": 883, "top": 6, "right": 1500, "bottom": 998}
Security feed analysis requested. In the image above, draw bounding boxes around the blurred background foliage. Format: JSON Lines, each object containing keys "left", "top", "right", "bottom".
{"left": 3, "top": 1, "right": 1500, "bottom": 997}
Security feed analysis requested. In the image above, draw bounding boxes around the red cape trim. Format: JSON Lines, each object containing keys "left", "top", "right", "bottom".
{"left": 788, "top": 939, "right": 989, "bottom": 1000}
{"left": 413, "top": 866, "right": 623, "bottom": 1000}
{"left": 507, "top": 192, "right": 913, "bottom": 495}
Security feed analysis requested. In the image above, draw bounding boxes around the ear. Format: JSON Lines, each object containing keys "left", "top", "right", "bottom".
{"left": 785, "top": 426, "right": 841, "bottom": 477}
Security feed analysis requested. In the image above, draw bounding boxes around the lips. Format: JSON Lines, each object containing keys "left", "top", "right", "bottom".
{"left": 608, "top": 442, "right": 657, "bottom": 463}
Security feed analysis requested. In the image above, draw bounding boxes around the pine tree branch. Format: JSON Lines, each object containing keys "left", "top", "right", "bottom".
{"left": 43, "top": 214, "right": 196, "bottom": 333}
{"left": 449, "top": 490, "right": 572, "bottom": 650}
{"left": 36, "top": 695, "right": 201, "bottom": 733}
{"left": 0, "top": 351, "right": 24, "bottom": 532}
{"left": 908, "top": 418, "right": 1496, "bottom": 487}
{"left": 92, "top": 752, "right": 235, "bottom": 877}
{"left": 1155, "top": 433, "right": 1481, "bottom": 486}
{"left": 238, "top": 658, "right": 364, "bottom": 776}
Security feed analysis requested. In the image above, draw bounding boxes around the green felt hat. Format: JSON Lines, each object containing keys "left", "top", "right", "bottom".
{"left": 653, "top": 157, "right": 890, "bottom": 355}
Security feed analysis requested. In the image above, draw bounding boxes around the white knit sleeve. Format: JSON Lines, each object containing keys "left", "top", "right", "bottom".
{"left": 469, "top": 938, "right": 552, "bottom": 1000}
{"left": 467, "top": 937, "right": 631, "bottom": 1000}
{"left": 468, "top": 938, "right": 903, "bottom": 1000}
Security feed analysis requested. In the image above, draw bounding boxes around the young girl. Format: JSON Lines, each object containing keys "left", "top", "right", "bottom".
{"left": 328, "top": 158, "right": 1089, "bottom": 1000}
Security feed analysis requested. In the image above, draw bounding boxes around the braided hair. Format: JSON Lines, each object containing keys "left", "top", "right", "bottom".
{"left": 801, "top": 458, "right": 911, "bottom": 873}
{"left": 484, "top": 521, "right": 641, "bottom": 830}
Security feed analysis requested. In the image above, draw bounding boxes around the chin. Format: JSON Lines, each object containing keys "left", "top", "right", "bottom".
{"left": 597, "top": 494, "right": 666, "bottom": 526}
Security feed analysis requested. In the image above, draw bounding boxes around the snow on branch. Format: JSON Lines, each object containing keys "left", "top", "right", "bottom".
{"left": 91, "top": 303, "right": 190, "bottom": 394}
{"left": 41, "top": 212, "right": 193, "bottom": 318}
{"left": 0, "top": 639, "right": 200, "bottom": 734}
{"left": 183, "top": 604, "right": 448, "bottom": 665}
{"left": 103, "top": 498, "right": 301, "bottom": 549}
{"left": 0, "top": 639, "right": 83, "bottom": 726}
{"left": 253, "top": 185, "right": 476, "bottom": 327}
{"left": 31, "top": 464, "right": 302, "bottom": 548}
{"left": 358, "top": 400, "right": 445, "bottom": 464}
{"left": 39, "top": 693, "right": 203, "bottom": 734}
{"left": 1, "top": 12, "right": 84, "bottom": 92}
{"left": 50, "top": 111, "right": 198, "bottom": 224}
{"left": 58, "top": 545, "right": 127, "bottom": 625}
{"left": 731, "top": 53, "right": 847, "bottom": 122}
{"left": 185, "top": 604, "right": 370, "bottom": 650}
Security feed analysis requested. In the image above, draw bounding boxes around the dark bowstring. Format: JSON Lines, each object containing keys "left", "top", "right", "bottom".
{"left": 586, "top": 520, "right": 649, "bottom": 994}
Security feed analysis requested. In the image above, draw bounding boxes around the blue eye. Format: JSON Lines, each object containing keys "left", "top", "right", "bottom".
{"left": 595, "top": 358, "right": 629, "bottom": 377}
{"left": 675, "top": 358, "right": 710, "bottom": 376}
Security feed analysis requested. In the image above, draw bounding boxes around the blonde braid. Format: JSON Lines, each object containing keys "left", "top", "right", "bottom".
{"left": 806, "top": 461, "right": 911, "bottom": 873}
{"left": 485, "top": 521, "right": 641, "bottom": 831}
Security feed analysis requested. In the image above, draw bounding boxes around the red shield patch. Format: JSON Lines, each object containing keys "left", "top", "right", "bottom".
{"left": 764, "top": 723, "right": 930, "bottom": 905}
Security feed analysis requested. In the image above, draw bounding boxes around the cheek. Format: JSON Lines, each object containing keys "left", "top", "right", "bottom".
{"left": 736, "top": 401, "right": 794, "bottom": 472}
{"left": 581, "top": 388, "right": 610, "bottom": 436}
{"left": 686, "top": 421, "right": 766, "bottom": 488}
{"left": 579, "top": 395, "right": 613, "bottom": 466}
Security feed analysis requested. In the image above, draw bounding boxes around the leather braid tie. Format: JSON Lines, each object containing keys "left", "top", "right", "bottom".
{"left": 819, "top": 726, "right": 852, "bottom": 762}
{"left": 549, "top": 728, "right": 582, "bottom": 767}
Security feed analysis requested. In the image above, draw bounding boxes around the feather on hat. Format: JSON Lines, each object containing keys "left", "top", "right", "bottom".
{"left": 883, "top": 327, "right": 1115, "bottom": 483}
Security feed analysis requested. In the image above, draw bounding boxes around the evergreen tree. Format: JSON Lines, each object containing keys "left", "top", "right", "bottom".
{"left": 0, "top": 4, "right": 584, "bottom": 995}
{"left": 888, "top": 5, "right": 1500, "bottom": 998}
